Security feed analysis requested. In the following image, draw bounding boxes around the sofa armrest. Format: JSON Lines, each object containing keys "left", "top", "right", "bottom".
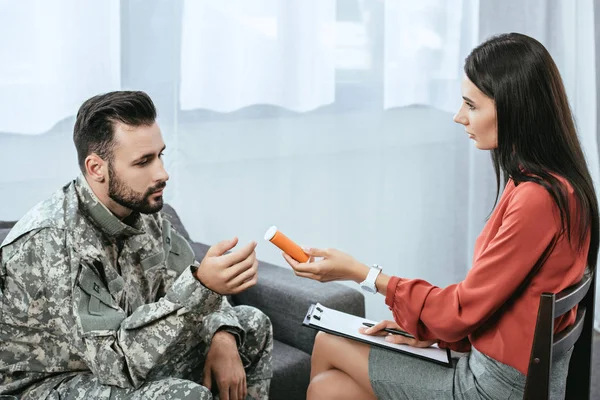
{"left": 232, "top": 260, "right": 365, "bottom": 355}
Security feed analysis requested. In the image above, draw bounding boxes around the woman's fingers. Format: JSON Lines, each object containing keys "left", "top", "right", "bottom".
{"left": 282, "top": 253, "right": 320, "bottom": 280}
{"left": 282, "top": 247, "right": 320, "bottom": 271}
{"left": 363, "top": 320, "right": 396, "bottom": 335}
{"left": 283, "top": 253, "right": 321, "bottom": 273}
{"left": 294, "top": 271, "right": 318, "bottom": 280}
{"left": 302, "top": 247, "right": 329, "bottom": 257}
{"left": 281, "top": 252, "right": 298, "bottom": 268}
{"left": 292, "top": 261, "right": 320, "bottom": 274}
{"left": 358, "top": 327, "right": 388, "bottom": 336}
{"left": 384, "top": 335, "right": 436, "bottom": 348}
{"left": 384, "top": 335, "right": 417, "bottom": 346}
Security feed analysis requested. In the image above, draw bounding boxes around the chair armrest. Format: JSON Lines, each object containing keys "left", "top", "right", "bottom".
{"left": 232, "top": 260, "right": 365, "bottom": 355}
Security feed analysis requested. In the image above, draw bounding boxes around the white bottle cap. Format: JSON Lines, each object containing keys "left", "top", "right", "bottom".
{"left": 264, "top": 225, "right": 278, "bottom": 241}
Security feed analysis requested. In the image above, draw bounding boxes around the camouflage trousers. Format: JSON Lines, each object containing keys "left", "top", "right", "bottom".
{"left": 24, "top": 305, "right": 272, "bottom": 400}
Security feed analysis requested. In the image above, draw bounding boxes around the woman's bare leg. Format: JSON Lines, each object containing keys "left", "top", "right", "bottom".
{"left": 307, "top": 332, "right": 377, "bottom": 400}
{"left": 307, "top": 369, "right": 374, "bottom": 400}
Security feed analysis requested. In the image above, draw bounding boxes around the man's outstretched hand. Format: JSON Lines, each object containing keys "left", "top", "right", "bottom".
{"left": 195, "top": 237, "right": 258, "bottom": 295}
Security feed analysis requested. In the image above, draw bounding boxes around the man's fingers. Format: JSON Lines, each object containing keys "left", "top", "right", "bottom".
{"left": 228, "top": 259, "right": 258, "bottom": 288}
{"left": 242, "top": 376, "right": 247, "bottom": 399}
{"left": 231, "top": 275, "right": 258, "bottom": 294}
{"left": 221, "top": 241, "right": 257, "bottom": 266}
{"left": 238, "top": 381, "right": 244, "bottom": 400}
{"left": 206, "top": 237, "right": 239, "bottom": 257}
{"left": 235, "top": 380, "right": 245, "bottom": 400}
{"left": 226, "top": 251, "right": 256, "bottom": 281}
{"left": 217, "top": 379, "right": 230, "bottom": 400}
{"left": 202, "top": 365, "right": 212, "bottom": 390}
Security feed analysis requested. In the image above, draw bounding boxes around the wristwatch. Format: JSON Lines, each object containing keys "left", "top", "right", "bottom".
{"left": 360, "top": 264, "right": 382, "bottom": 294}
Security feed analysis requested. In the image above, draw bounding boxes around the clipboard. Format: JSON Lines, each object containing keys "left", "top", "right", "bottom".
{"left": 303, "top": 303, "right": 452, "bottom": 367}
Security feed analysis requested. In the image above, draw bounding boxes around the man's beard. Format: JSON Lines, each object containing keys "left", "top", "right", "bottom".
{"left": 108, "top": 164, "right": 166, "bottom": 214}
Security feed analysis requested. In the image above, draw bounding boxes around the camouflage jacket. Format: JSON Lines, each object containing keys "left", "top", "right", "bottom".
{"left": 0, "top": 176, "right": 244, "bottom": 397}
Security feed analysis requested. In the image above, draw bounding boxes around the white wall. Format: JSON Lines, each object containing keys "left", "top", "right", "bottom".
{"left": 0, "top": 105, "right": 496, "bottom": 322}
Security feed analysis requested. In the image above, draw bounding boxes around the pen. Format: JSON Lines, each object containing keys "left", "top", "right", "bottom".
{"left": 362, "top": 322, "right": 415, "bottom": 339}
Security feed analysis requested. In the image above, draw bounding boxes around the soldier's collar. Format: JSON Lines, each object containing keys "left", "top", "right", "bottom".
{"left": 75, "top": 175, "right": 144, "bottom": 238}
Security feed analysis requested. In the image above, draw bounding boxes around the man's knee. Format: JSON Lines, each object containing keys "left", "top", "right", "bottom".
{"left": 234, "top": 305, "right": 273, "bottom": 346}
{"left": 46, "top": 375, "right": 212, "bottom": 400}
{"left": 137, "top": 378, "right": 212, "bottom": 400}
{"left": 233, "top": 305, "right": 273, "bottom": 383}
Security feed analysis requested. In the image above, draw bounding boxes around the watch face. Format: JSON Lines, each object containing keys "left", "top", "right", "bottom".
{"left": 361, "top": 284, "right": 376, "bottom": 294}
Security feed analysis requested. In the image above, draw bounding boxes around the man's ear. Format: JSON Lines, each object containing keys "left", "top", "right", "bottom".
{"left": 85, "top": 153, "right": 107, "bottom": 183}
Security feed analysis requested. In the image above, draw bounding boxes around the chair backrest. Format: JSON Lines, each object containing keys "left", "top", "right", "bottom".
{"left": 524, "top": 268, "right": 595, "bottom": 400}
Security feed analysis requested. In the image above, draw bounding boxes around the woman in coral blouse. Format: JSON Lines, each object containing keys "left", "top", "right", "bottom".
{"left": 283, "top": 33, "right": 599, "bottom": 400}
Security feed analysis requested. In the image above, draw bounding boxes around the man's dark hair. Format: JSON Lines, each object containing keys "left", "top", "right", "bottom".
{"left": 73, "top": 91, "right": 157, "bottom": 172}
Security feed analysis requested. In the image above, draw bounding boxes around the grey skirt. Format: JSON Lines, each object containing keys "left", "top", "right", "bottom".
{"left": 369, "top": 345, "right": 572, "bottom": 400}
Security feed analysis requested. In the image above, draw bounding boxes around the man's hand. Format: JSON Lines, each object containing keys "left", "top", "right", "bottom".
{"left": 359, "top": 320, "right": 437, "bottom": 348}
{"left": 203, "top": 331, "right": 247, "bottom": 400}
{"left": 194, "top": 237, "right": 258, "bottom": 295}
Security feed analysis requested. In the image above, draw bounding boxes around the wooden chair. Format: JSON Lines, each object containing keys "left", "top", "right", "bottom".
{"left": 524, "top": 267, "right": 595, "bottom": 399}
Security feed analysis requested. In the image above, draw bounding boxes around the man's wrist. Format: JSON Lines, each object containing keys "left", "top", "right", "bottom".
{"left": 212, "top": 330, "right": 237, "bottom": 345}
{"left": 192, "top": 265, "right": 202, "bottom": 281}
{"left": 192, "top": 265, "right": 213, "bottom": 291}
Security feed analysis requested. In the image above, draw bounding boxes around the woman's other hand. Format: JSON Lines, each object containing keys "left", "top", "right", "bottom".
{"left": 359, "top": 320, "right": 437, "bottom": 348}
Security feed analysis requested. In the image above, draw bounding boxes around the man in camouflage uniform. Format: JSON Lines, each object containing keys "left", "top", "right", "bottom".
{"left": 0, "top": 91, "right": 272, "bottom": 399}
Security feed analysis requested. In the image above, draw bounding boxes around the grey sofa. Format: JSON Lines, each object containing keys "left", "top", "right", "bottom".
{"left": 0, "top": 204, "right": 365, "bottom": 400}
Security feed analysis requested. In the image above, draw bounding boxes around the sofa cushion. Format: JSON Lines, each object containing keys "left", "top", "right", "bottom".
{"left": 233, "top": 261, "right": 365, "bottom": 355}
{"left": 270, "top": 340, "right": 310, "bottom": 400}
{"left": 0, "top": 229, "right": 11, "bottom": 244}
{"left": 161, "top": 204, "right": 192, "bottom": 242}
{"left": 0, "top": 221, "right": 16, "bottom": 244}
{"left": 189, "top": 242, "right": 210, "bottom": 263}
{"left": 0, "top": 221, "right": 16, "bottom": 229}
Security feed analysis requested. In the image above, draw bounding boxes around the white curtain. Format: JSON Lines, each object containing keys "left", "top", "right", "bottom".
{"left": 0, "top": 0, "right": 120, "bottom": 134}
{"left": 384, "top": 0, "right": 479, "bottom": 112}
{"left": 180, "top": 0, "right": 336, "bottom": 113}
{"left": 0, "top": 0, "right": 598, "bottom": 327}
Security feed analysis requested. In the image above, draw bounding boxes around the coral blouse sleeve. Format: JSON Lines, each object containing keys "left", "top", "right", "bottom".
{"left": 385, "top": 183, "right": 559, "bottom": 342}
{"left": 438, "top": 337, "right": 472, "bottom": 352}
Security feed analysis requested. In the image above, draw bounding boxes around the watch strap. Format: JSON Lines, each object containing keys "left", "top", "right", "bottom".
{"left": 365, "top": 265, "right": 382, "bottom": 286}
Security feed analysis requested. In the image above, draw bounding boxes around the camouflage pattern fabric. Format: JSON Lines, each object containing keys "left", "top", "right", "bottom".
{"left": 0, "top": 176, "right": 272, "bottom": 399}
